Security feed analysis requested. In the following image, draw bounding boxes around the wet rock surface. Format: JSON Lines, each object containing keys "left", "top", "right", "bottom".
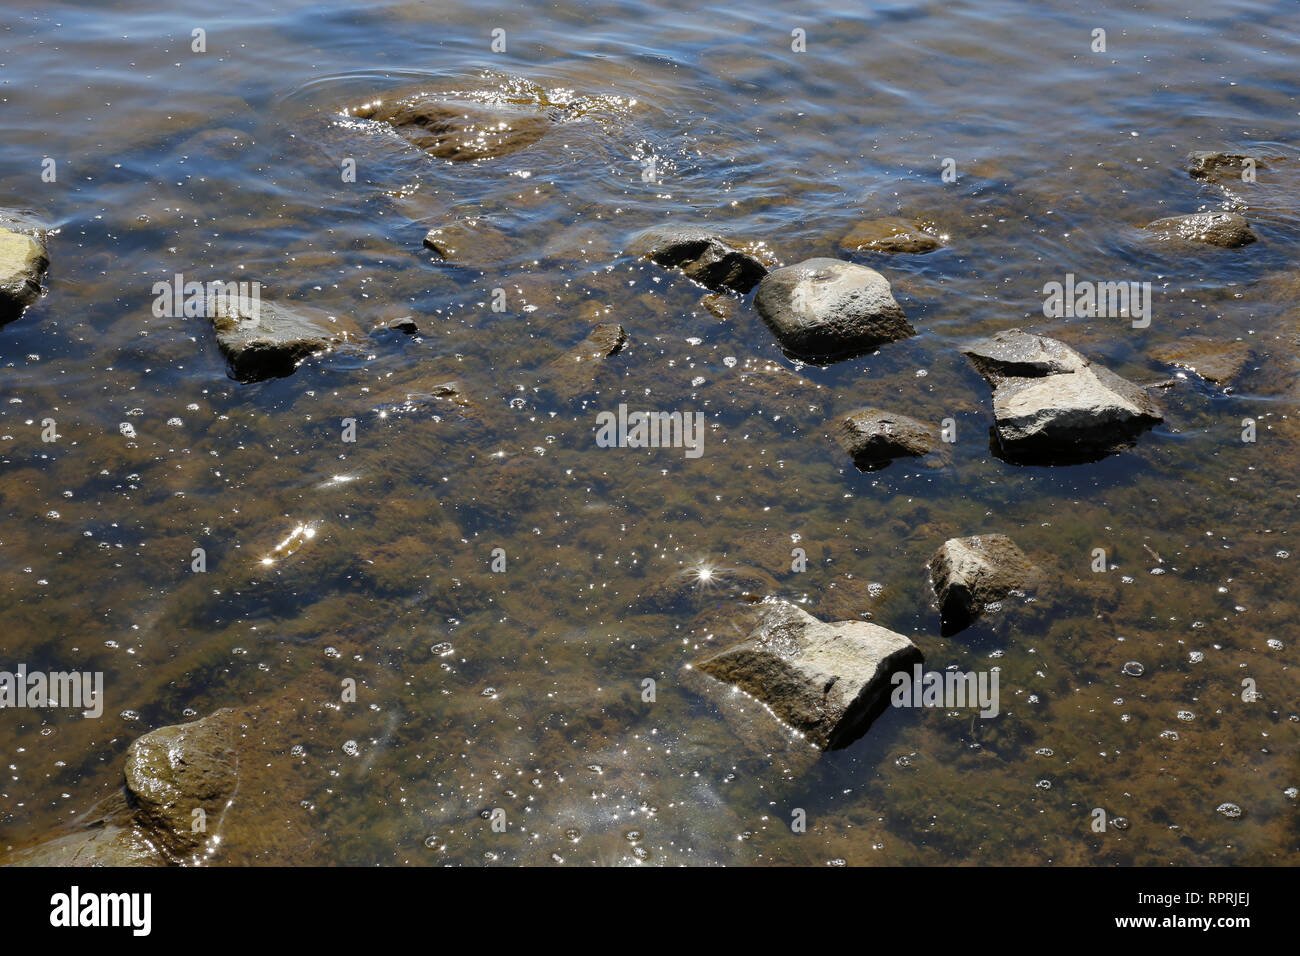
{"left": 841, "top": 217, "right": 942, "bottom": 254}
{"left": 124, "top": 709, "right": 239, "bottom": 862}
{"left": 348, "top": 94, "right": 552, "bottom": 162}
{"left": 1186, "top": 151, "right": 1265, "bottom": 180}
{"left": 754, "top": 258, "right": 914, "bottom": 363}
{"left": 628, "top": 225, "right": 768, "bottom": 293}
{"left": 1144, "top": 211, "right": 1257, "bottom": 247}
{"left": 832, "top": 407, "right": 938, "bottom": 471}
{"left": 0, "top": 220, "right": 49, "bottom": 322}
{"left": 695, "top": 600, "right": 921, "bottom": 750}
{"left": 963, "top": 329, "right": 1163, "bottom": 465}
{"left": 929, "top": 534, "right": 1039, "bottom": 636}
{"left": 542, "top": 322, "right": 629, "bottom": 402}
{"left": 1151, "top": 337, "right": 1254, "bottom": 386}
{"left": 210, "top": 296, "right": 363, "bottom": 382}
{"left": 422, "top": 216, "right": 512, "bottom": 266}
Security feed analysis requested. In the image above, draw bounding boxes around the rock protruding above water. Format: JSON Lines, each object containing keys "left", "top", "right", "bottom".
{"left": 0, "top": 224, "right": 49, "bottom": 322}
{"left": 1186, "top": 151, "right": 1264, "bottom": 180}
{"left": 347, "top": 94, "right": 551, "bottom": 162}
{"left": 1144, "top": 211, "right": 1257, "bottom": 248}
{"left": 124, "top": 708, "right": 239, "bottom": 862}
{"left": 210, "top": 297, "right": 362, "bottom": 382}
{"left": 628, "top": 226, "right": 768, "bottom": 294}
{"left": 695, "top": 600, "right": 921, "bottom": 750}
{"left": 929, "top": 534, "right": 1039, "bottom": 636}
{"left": 754, "top": 258, "right": 914, "bottom": 363}
{"left": 963, "top": 329, "right": 1163, "bottom": 465}
{"left": 841, "top": 217, "right": 942, "bottom": 254}
{"left": 832, "top": 407, "right": 938, "bottom": 471}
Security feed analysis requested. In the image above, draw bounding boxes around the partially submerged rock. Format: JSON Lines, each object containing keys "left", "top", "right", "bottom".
{"left": 210, "top": 296, "right": 362, "bottom": 382}
{"left": 1151, "top": 337, "right": 1253, "bottom": 387}
{"left": 124, "top": 708, "right": 239, "bottom": 862}
{"left": 634, "top": 563, "right": 779, "bottom": 612}
{"left": 841, "top": 217, "right": 942, "bottom": 254}
{"left": 754, "top": 258, "right": 914, "bottom": 363}
{"left": 628, "top": 225, "right": 767, "bottom": 294}
{"left": 1144, "top": 211, "right": 1257, "bottom": 248}
{"left": 348, "top": 94, "right": 551, "bottom": 162}
{"left": 1186, "top": 151, "right": 1264, "bottom": 180}
{"left": 422, "top": 216, "right": 511, "bottom": 265}
{"left": 832, "top": 407, "right": 938, "bottom": 471}
{"left": 929, "top": 534, "right": 1039, "bottom": 636}
{"left": 695, "top": 600, "right": 921, "bottom": 749}
{"left": 542, "top": 323, "right": 628, "bottom": 402}
{"left": 0, "top": 223, "right": 49, "bottom": 322}
{"left": 963, "top": 329, "right": 1163, "bottom": 465}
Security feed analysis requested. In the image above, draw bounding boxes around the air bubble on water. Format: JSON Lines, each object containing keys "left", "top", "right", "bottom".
{"left": 1189, "top": 651, "right": 1204, "bottom": 663}
{"left": 1035, "top": 779, "right": 1052, "bottom": 790}
{"left": 1284, "top": 788, "right": 1298, "bottom": 801}
{"left": 827, "top": 857, "right": 847, "bottom": 866}
{"left": 1277, "top": 551, "right": 1290, "bottom": 559}
{"left": 342, "top": 739, "right": 360, "bottom": 757}
{"left": 118, "top": 422, "right": 136, "bottom": 438}
{"left": 1160, "top": 730, "right": 1179, "bottom": 741}
{"left": 624, "top": 829, "right": 642, "bottom": 843}
{"left": 1216, "top": 802, "right": 1242, "bottom": 819}
{"left": 1035, "top": 748, "right": 1054, "bottom": 757}
{"left": 1266, "top": 639, "right": 1283, "bottom": 650}
{"left": 481, "top": 687, "right": 497, "bottom": 697}
{"left": 323, "top": 646, "right": 341, "bottom": 659}
{"left": 166, "top": 417, "right": 182, "bottom": 427}
{"left": 631, "top": 846, "right": 649, "bottom": 861}
{"left": 691, "top": 376, "right": 705, "bottom": 386}
{"left": 551, "top": 852, "right": 564, "bottom": 863}
{"left": 1111, "top": 817, "right": 1130, "bottom": 830}
{"left": 1177, "top": 710, "right": 1195, "bottom": 722}
{"left": 564, "top": 827, "right": 581, "bottom": 842}
{"left": 120, "top": 710, "right": 139, "bottom": 721}
{"left": 424, "top": 835, "right": 445, "bottom": 850}
{"left": 1121, "top": 661, "right": 1144, "bottom": 677}
{"left": 431, "top": 642, "right": 454, "bottom": 657}
{"left": 723, "top": 356, "right": 737, "bottom": 368}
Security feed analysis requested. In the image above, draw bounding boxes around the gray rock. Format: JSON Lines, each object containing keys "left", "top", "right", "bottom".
{"left": 1186, "top": 151, "right": 1263, "bottom": 180}
{"left": 754, "top": 258, "right": 914, "bottom": 363}
{"left": 0, "top": 224, "right": 49, "bottom": 322}
{"left": 929, "top": 534, "right": 1039, "bottom": 635}
{"left": 963, "top": 329, "right": 1162, "bottom": 464}
{"left": 695, "top": 600, "right": 922, "bottom": 749}
{"left": 1144, "top": 211, "right": 1257, "bottom": 248}
{"left": 210, "top": 296, "right": 362, "bottom": 382}
{"left": 841, "top": 217, "right": 942, "bottom": 254}
{"left": 348, "top": 95, "right": 551, "bottom": 162}
{"left": 124, "top": 708, "right": 239, "bottom": 862}
{"left": 832, "top": 407, "right": 938, "bottom": 471}
{"left": 386, "top": 316, "right": 419, "bottom": 334}
{"left": 628, "top": 226, "right": 767, "bottom": 294}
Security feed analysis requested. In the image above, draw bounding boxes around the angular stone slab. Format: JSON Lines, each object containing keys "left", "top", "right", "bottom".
{"left": 696, "top": 601, "right": 921, "bottom": 749}
{"left": 1144, "top": 211, "right": 1257, "bottom": 248}
{"left": 929, "top": 534, "right": 1040, "bottom": 636}
{"left": 628, "top": 225, "right": 768, "bottom": 294}
{"left": 210, "top": 297, "right": 362, "bottom": 382}
{"left": 348, "top": 95, "right": 551, "bottom": 162}
{"left": 840, "top": 217, "right": 942, "bottom": 254}
{"left": 754, "top": 258, "right": 914, "bottom": 363}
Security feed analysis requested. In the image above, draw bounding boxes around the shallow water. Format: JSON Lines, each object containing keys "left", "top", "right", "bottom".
{"left": 1, "top": 0, "right": 1298, "bottom": 865}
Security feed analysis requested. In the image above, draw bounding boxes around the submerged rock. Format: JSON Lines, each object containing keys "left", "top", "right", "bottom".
{"left": 832, "top": 407, "right": 938, "bottom": 471}
{"left": 1151, "top": 337, "right": 1253, "bottom": 387}
{"left": 1144, "top": 211, "right": 1257, "bottom": 248}
{"left": 841, "top": 217, "right": 942, "bottom": 254}
{"left": 963, "top": 329, "right": 1162, "bottom": 465}
{"left": 1186, "top": 151, "right": 1264, "bottom": 180}
{"left": 422, "top": 216, "right": 511, "bottom": 265}
{"left": 628, "top": 225, "right": 768, "bottom": 294}
{"left": 210, "top": 297, "right": 362, "bottom": 382}
{"left": 695, "top": 600, "right": 921, "bottom": 749}
{"left": 754, "top": 258, "right": 914, "bottom": 363}
{"left": 929, "top": 534, "right": 1040, "bottom": 636}
{"left": 542, "top": 323, "right": 628, "bottom": 402}
{"left": 0, "top": 223, "right": 49, "bottom": 322}
{"left": 124, "top": 709, "right": 239, "bottom": 862}
{"left": 348, "top": 94, "right": 551, "bottom": 162}
{"left": 634, "top": 563, "right": 779, "bottom": 612}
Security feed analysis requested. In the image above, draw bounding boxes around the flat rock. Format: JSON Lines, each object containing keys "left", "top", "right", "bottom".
{"left": 832, "top": 407, "right": 938, "bottom": 471}
{"left": 1151, "top": 337, "right": 1253, "bottom": 386}
{"left": 628, "top": 225, "right": 767, "bottom": 294}
{"left": 929, "top": 534, "right": 1039, "bottom": 636}
{"left": 124, "top": 708, "right": 239, "bottom": 862}
{"left": 1186, "top": 151, "right": 1264, "bottom": 180}
{"left": 963, "top": 329, "right": 1162, "bottom": 465}
{"left": 0, "top": 224, "right": 49, "bottom": 322}
{"left": 754, "top": 258, "right": 914, "bottom": 363}
{"left": 542, "top": 323, "right": 628, "bottom": 402}
{"left": 695, "top": 600, "right": 921, "bottom": 749}
{"left": 841, "top": 217, "right": 942, "bottom": 254}
{"left": 348, "top": 94, "right": 551, "bottom": 162}
{"left": 210, "top": 296, "right": 363, "bottom": 382}
{"left": 422, "top": 217, "right": 511, "bottom": 265}
{"left": 1144, "top": 211, "right": 1257, "bottom": 248}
